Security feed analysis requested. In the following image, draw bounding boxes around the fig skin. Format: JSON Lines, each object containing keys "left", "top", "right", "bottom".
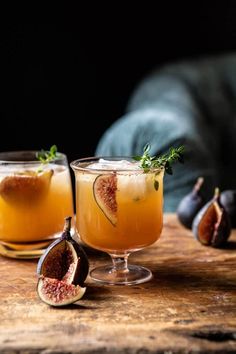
{"left": 37, "top": 217, "right": 89, "bottom": 306}
{"left": 177, "top": 177, "right": 205, "bottom": 229}
{"left": 37, "top": 223, "right": 89, "bottom": 286}
{"left": 192, "top": 188, "right": 231, "bottom": 248}
{"left": 220, "top": 190, "right": 236, "bottom": 228}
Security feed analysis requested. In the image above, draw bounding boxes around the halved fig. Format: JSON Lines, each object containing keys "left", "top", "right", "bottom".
{"left": 0, "top": 169, "right": 53, "bottom": 204}
{"left": 192, "top": 188, "right": 231, "bottom": 247}
{"left": 93, "top": 174, "right": 117, "bottom": 226}
{"left": 37, "top": 217, "right": 89, "bottom": 306}
{"left": 37, "top": 277, "right": 86, "bottom": 307}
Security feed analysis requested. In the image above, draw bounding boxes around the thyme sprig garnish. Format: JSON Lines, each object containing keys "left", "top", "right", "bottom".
{"left": 36, "top": 145, "right": 59, "bottom": 165}
{"left": 36, "top": 145, "right": 59, "bottom": 173}
{"left": 133, "top": 144, "right": 184, "bottom": 175}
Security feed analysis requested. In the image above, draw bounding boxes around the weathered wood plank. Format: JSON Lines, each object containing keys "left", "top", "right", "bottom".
{"left": 0, "top": 214, "right": 236, "bottom": 353}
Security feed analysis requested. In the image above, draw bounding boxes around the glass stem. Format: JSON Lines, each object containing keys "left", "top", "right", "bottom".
{"left": 110, "top": 253, "right": 130, "bottom": 274}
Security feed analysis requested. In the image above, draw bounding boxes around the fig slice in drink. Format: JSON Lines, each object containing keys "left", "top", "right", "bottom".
{"left": 93, "top": 173, "right": 118, "bottom": 226}
{"left": 0, "top": 169, "right": 53, "bottom": 204}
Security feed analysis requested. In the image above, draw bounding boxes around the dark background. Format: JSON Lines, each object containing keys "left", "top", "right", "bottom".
{"left": 1, "top": 3, "right": 236, "bottom": 163}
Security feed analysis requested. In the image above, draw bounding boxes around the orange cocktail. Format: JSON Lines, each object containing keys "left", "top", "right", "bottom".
{"left": 71, "top": 157, "right": 164, "bottom": 285}
{"left": 0, "top": 151, "right": 74, "bottom": 258}
{"left": 76, "top": 167, "right": 163, "bottom": 252}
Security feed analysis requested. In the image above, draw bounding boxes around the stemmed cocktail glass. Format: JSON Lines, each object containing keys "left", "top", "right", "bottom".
{"left": 71, "top": 156, "right": 164, "bottom": 285}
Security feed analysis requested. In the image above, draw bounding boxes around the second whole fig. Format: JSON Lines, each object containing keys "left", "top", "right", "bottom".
{"left": 177, "top": 177, "right": 205, "bottom": 229}
{"left": 220, "top": 190, "right": 236, "bottom": 228}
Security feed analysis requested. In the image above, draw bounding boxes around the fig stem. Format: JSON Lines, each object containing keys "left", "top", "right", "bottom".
{"left": 214, "top": 187, "right": 220, "bottom": 199}
{"left": 194, "top": 177, "right": 204, "bottom": 192}
{"left": 63, "top": 216, "right": 72, "bottom": 233}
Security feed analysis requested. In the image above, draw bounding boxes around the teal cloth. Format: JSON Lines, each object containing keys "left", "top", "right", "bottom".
{"left": 96, "top": 53, "right": 236, "bottom": 211}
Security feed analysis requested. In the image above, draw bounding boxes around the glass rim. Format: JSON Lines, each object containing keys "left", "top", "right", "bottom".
{"left": 0, "top": 150, "right": 67, "bottom": 164}
{"left": 70, "top": 156, "right": 164, "bottom": 173}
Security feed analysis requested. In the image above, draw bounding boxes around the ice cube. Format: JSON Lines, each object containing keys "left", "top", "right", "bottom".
{"left": 117, "top": 172, "right": 149, "bottom": 201}
{"left": 88, "top": 159, "right": 140, "bottom": 171}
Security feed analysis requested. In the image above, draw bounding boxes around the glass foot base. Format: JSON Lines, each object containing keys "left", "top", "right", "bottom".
{"left": 0, "top": 239, "right": 54, "bottom": 259}
{"left": 90, "top": 264, "right": 152, "bottom": 286}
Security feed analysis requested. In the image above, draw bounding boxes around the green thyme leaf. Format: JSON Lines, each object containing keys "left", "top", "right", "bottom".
{"left": 135, "top": 144, "right": 185, "bottom": 174}
{"left": 36, "top": 145, "right": 59, "bottom": 165}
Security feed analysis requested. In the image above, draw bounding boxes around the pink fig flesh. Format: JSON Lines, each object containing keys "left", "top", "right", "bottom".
{"left": 93, "top": 174, "right": 117, "bottom": 225}
{"left": 37, "top": 277, "right": 86, "bottom": 307}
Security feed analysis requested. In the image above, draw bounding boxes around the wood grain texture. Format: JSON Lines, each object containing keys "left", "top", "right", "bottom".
{"left": 0, "top": 214, "right": 236, "bottom": 353}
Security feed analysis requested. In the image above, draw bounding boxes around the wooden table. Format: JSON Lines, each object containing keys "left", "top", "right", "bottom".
{"left": 1, "top": 214, "right": 236, "bottom": 353}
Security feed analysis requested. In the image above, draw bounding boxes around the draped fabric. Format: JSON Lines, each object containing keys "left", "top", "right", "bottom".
{"left": 96, "top": 53, "right": 236, "bottom": 211}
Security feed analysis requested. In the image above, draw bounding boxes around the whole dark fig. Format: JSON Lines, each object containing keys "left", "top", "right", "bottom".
{"left": 220, "top": 190, "right": 236, "bottom": 228}
{"left": 192, "top": 188, "right": 231, "bottom": 247}
{"left": 37, "top": 216, "right": 89, "bottom": 307}
{"left": 177, "top": 177, "right": 205, "bottom": 229}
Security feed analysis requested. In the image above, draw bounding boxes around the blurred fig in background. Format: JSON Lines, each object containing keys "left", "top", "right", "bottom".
{"left": 177, "top": 177, "right": 205, "bottom": 229}
{"left": 220, "top": 190, "right": 236, "bottom": 228}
